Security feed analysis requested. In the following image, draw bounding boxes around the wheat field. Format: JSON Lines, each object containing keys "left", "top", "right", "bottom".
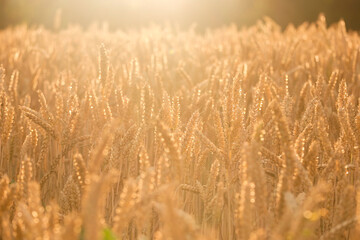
{"left": 1, "top": 16, "right": 360, "bottom": 239}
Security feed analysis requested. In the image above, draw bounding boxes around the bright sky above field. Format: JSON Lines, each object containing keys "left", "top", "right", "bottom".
{"left": 48, "top": 0, "right": 244, "bottom": 28}
{"left": 1, "top": 0, "right": 360, "bottom": 30}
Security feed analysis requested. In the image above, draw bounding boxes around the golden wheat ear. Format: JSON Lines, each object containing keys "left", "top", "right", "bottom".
{"left": 20, "top": 106, "right": 57, "bottom": 139}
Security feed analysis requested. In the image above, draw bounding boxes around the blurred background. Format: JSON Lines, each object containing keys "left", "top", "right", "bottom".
{"left": 0, "top": 0, "right": 359, "bottom": 30}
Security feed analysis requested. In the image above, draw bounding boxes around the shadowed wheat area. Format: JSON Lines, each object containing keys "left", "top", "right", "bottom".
{"left": 1, "top": 17, "right": 360, "bottom": 240}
